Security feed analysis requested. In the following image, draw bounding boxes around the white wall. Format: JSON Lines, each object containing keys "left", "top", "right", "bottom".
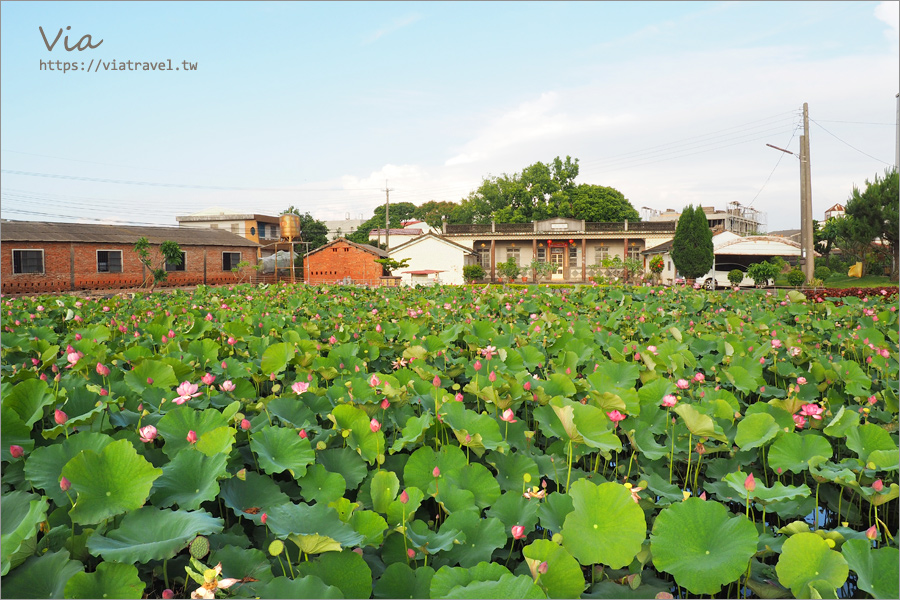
{"left": 390, "top": 237, "right": 471, "bottom": 286}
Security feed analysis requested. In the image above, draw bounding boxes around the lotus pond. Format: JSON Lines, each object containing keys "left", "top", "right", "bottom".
{"left": 1, "top": 284, "right": 898, "bottom": 599}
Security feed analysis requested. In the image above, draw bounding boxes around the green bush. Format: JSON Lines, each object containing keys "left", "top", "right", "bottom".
{"left": 462, "top": 264, "right": 486, "bottom": 283}
{"left": 786, "top": 269, "right": 806, "bottom": 288}
{"left": 747, "top": 261, "right": 778, "bottom": 287}
{"left": 496, "top": 258, "right": 521, "bottom": 280}
{"left": 727, "top": 269, "right": 744, "bottom": 286}
{"left": 814, "top": 266, "right": 832, "bottom": 281}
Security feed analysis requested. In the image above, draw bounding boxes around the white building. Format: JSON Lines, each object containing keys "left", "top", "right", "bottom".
{"left": 388, "top": 233, "right": 478, "bottom": 286}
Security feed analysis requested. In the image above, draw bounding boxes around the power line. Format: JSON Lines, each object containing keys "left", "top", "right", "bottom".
{"left": 809, "top": 119, "right": 892, "bottom": 166}
{"left": 746, "top": 125, "right": 801, "bottom": 209}
{"left": 814, "top": 120, "right": 895, "bottom": 126}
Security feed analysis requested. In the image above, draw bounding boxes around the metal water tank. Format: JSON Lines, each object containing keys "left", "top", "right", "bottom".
{"left": 279, "top": 213, "right": 301, "bottom": 239}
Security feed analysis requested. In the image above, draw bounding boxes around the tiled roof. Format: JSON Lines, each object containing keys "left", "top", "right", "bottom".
{"left": 0, "top": 220, "right": 260, "bottom": 247}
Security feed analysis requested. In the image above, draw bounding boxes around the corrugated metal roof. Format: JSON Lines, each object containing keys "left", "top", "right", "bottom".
{"left": 0, "top": 220, "right": 259, "bottom": 247}
{"left": 305, "top": 237, "right": 389, "bottom": 258}
{"left": 388, "top": 232, "right": 477, "bottom": 255}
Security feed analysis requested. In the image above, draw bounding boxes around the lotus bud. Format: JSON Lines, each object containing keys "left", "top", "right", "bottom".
{"left": 872, "top": 479, "right": 884, "bottom": 493}
{"left": 186, "top": 430, "right": 198, "bottom": 444}
{"left": 54, "top": 409, "right": 68, "bottom": 425}
{"left": 432, "top": 466, "right": 440, "bottom": 478}
{"left": 60, "top": 476, "right": 71, "bottom": 491}
{"left": 9, "top": 445, "right": 24, "bottom": 458}
{"left": 240, "top": 419, "right": 251, "bottom": 431}
{"left": 865, "top": 525, "right": 878, "bottom": 540}
{"left": 399, "top": 489, "right": 409, "bottom": 504}
{"left": 744, "top": 473, "right": 756, "bottom": 492}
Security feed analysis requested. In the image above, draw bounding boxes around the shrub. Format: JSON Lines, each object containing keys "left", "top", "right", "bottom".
{"left": 727, "top": 269, "right": 744, "bottom": 286}
{"left": 787, "top": 269, "right": 806, "bottom": 288}
{"left": 747, "top": 261, "right": 778, "bottom": 287}
{"left": 496, "top": 258, "right": 521, "bottom": 281}
{"left": 814, "top": 266, "right": 832, "bottom": 281}
{"left": 462, "top": 264, "right": 485, "bottom": 283}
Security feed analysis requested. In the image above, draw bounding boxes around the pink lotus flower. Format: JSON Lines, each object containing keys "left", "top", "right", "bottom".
{"left": 96, "top": 362, "right": 110, "bottom": 376}
{"left": 675, "top": 379, "right": 690, "bottom": 390}
{"left": 407, "top": 548, "right": 415, "bottom": 558}
{"left": 220, "top": 380, "right": 236, "bottom": 392}
{"left": 511, "top": 525, "right": 526, "bottom": 540}
{"left": 607, "top": 410, "right": 626, "bottom": 427}
{"left": 500, "top": 409, "right": 517, "bottom": 423}
{"left": 329, "top": 335, "right": 337, "bottom": 344}
{"left": 60, "top": 476, "right": 71, "bottom": 491}
{"left": 370, "top": 418, "right": 381, "bottom": 433}
{"left": 537, "top": 561, "right": 548, "bottom": 574}
{"left": 432, "top": 466, "right": 440, "bottom": 478}
{"left": 66, "top": 352, "right": 81, "bottom": 366}
{"left": 369, "top": 374, "right": 381, "bottom": 388}
{"left": 872, "top": 479, "right": 884, "bottom": 493}
{"left": 488, "top": 371, "right": 497, "bottom": 382}
{"left": 201, "top": 373, "right": 216, "bottom": 386}
{"left": 162, "top": 589, "right": 174, "bottom": 599}
{"left": 399, "top": 489, "right": 409, "bottom": 504}
{"left": 744, "top": 473, "right": 756, "bottom": 492}
{"left": 771, "top": 339, "right": 782, "bottom": 349}
{"left": 661, "top": 394, "right": 678, "bottom": 408}
{"left": 647, "top": 345, "right": 658, "bottom": 355}
{"left": 186, "top": 430, "right": 198, "bottom": 444}
{"left": 523, "top": 381, "right": 531, "bottom": 391}
{"left": 693, "top": 372, "right": 705, "bottom": 383}
{"left": 138, "top": 425, "right": 158, "bottom": 443}
{"left": 240, "top": 419, "right": 251, "bottom": 431}
{"left": 481, "top": 345, "right": 497, "bottom": 360}
{"left": 454, "top": 392, "right": 464, "bottom": 402}
{"left": 9, "top": 445, "right": 24, "bottom": 458}
{"left": 432, "top": 375, "right": 441, "bottom": 387}
{"left": 473, "top": 360, "right": 482, "bottom": 372}
{"left": 866, "top": 525, "right": 878, "bottom": 540}
{"left": 54, "top": 409, "right": 68, "bottom": 425}
{"left": 292, "top": 381, "right": 309, "bottom": 395}
{"left": 796, "top": 377, "right": 807, "bottom": 385}
{"left": 793, "top": 414, "right": 806, "bottom": 429}
{"left": 298, "top": 429, "right": 308, "bottom": 439}
{"left": 799, "top": 404, "right": 824, "bottom": 420}
{"left": 261, "top": 513, "right": 268, "bottom": 524}
{"left": 381, "top": 398, "right": 390, "bottom": 410}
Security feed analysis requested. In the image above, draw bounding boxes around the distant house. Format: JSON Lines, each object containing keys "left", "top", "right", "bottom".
{"left": 824, "top": 203, "right": 845, "bottom": 220}
{"left": 176, "top": 207, "right": 281, "bottom": 256}
{"left": 304, "top": 238, "right": 388, "bottom": 285}
{"left": 323, "top": 217, "right": 365, "bottom": 241}
{"left": 367, "top": 227, "right": 423, "bottom": 250}
{"left": 1, "top": 220, "right": 259, "bottom": 295}
{"left": 388, "top": 233, "right": 478, "bottom": 286}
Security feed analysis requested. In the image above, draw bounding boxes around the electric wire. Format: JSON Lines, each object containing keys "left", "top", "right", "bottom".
{"left": 809, "top": 119, "right": 893, "bottom": 166}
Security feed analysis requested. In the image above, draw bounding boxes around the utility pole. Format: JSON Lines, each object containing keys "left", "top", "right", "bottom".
{"left": 801, "top": 102, "right": 815, "bottom": 282}
{"left": 383, "top": 180, "right": 393, "bottom": 251}
{"left": 895, "top": 93, "right": 899, "bottom": 171}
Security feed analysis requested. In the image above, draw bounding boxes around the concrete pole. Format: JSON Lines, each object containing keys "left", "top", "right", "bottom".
{"left": 802, "top": 103, "right": 815, "bottom": 282}
{"left": 799, "top": 134, "right": 809, "bottom": 278}
{"left": 895, "top": 93, "right": 899, "bottom": 172}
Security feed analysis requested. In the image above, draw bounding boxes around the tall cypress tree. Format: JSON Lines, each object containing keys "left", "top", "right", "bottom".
{"left": 671, "top": 204, "right": 714, "bottom": 280}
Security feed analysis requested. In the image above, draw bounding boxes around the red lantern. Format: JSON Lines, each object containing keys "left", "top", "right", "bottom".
{"left": 547, "top": 240, "right": 552, "bottom": 245}
{"left": 568, "top": 239, "right": 574, "bottom": 244}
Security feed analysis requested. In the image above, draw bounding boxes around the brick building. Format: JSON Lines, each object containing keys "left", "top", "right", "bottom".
{"left": 1, "top": 220, "right": 259, "bottom": 295}
{"left": 304, "top": 238, "right": 387, "bottom": 285}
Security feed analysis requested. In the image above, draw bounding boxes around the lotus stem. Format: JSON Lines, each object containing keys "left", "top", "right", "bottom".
{"left": 667, "top": 409, "right": 675, "bottom": 484}
{"left": 814, "top": 482, "right": 820, "bottom": 531}
{"left": 684, "top": 433, "right": 693, "bottom": 492}
{"left": 565, "top": 440, "right": 573, "bottom": 493}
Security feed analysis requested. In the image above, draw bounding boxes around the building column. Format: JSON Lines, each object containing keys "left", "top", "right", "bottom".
{"left": 581, "top": 238, "right": 587, "bottom": 282}
{"left": 490, "top": 240, "right": 496, "bottom": 282}
{"left": 532, "top": 239, "right": 537, "bottom": 281}
{"left": 623, "top": 236, "right": 629, "bottom": 282}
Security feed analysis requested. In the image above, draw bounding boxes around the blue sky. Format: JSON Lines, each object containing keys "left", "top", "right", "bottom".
{"left": 1, "top": 1, "right": 897, "bottom": 231}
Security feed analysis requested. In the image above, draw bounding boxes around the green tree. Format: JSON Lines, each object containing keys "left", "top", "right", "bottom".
{"left": 813, "top": 218, "right": 839, "bottom": 268}
{"left": 414, "top": 200, "right": 459, "bottom": 230}
{"left": 496, "top": 257, "right": 521, "bottom": 281}
{"left": 348, "top": 202, "right": 418, "bottom": 244}
{"left": 374, "top": 257, "right": 410, "bottom": 276}
{"left": 837, "top": 169, "right": 898, "bottom": 279}
{"left": 133, "top": 237, "right": 183, "bottom": 292}
{"left": 747, "top": 261, "right": 778, "bottom": 287}
{"left": 671, "top": 205, "right": 714, "bottom": 280}
{"left": 569, "top": 184, "right": 641, "bottom": 222}
{"left": 462, "top": 264, "right": 486, "bottom": 283}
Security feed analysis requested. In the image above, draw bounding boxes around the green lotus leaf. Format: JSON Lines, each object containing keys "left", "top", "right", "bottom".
{"left": 386, "top": 486, "right": 424, "bottom": 527}
{"left": 219, "top": 471, "right": 292, "bottom": 525}
{"left": 540, "top": 373, "right": 578, "bottom": 398}
{"left": 723, "top": 472, "right": 811, "bottom": 504}
{"left": 261, "top": 341, "right": 294, "bottom": 375}
{"left": 87, "top": 507, "right": 223, "bottom": 563}
{"left": 294, "top": 550, "right": 372, "bottom": 599}
{"left": 186, "top": 338, "right": 221, "bottom": 365}
{"left": 537, "top": 492, "right": 574, "bottom": 534}
{"left": 298, "top": 464, "right": 347, "bottom": 505}
{"left": 208, "top": 545, "right": 274, "bottom": 596}
{"left": 328, "top": 404, "right": 385, "bottom": 464}
{"left": 846, "top": 424, "right": 898, "bottom": 463}
{"left": 628, "top": 426, "right": 669, "bottom": 460}
{"left": 370, "top": 470, "right": 400, "bottom": 514}
{"left": 734, "top": 413, "right": 780, "bottom": 450}
{"left": 62, "top": 439, "right": 162, "bottom": 525}
{"left": 403, "top": 446, "right": 467, "bottom": 492}
{"left": 2, "top": 405, "right": 35, "bottom": 461}
{"left": 156, "top": 407, "right": 228, "bottom": 458}
{"left": 348, "top": 509, "right": 388, "bottom": 547}
{"left": 267, "top": 396, "right": 317, "bottom": 430}
{"left": 318, "top": 447, "right": 369, "bottom": 490}
{"left": 444, "top": 573, "right": 547, "bottom": 599}
{"left": 0, "top": 549, "right": 83, "bottom": 599}
{"left": 390, "top": 413, "right": 434, "bottom": 453}
{"left": 439, "top": 462, "right": 501, "bottom": 512}
{"left": 150, "top": 450, "right": 227, "bottom": 510}
{"left": 250, "top": 425, "right": 315, "bottom": 479}
{"left": 430, "top": 562, "right": 514, "bottom": 598}
{"left": 194, "top": 425, "right": 235, "bottom": 457}
{"left": 522, "top": 539, "right": 585, "bottom": 598}
{"left": 4, "top": 378, "right": 56, "bottom": 427}
{"left": 24, "top": 433, "right": 115, "bottom": 506}
{"left": 723, "top": 365, "right": 762, "bottom": 394}
{"left": 1, "top": 491, "right": 49, "bottom": 576}
{"left": 123, "top": 359, "right": 178, "bottom": 394}
{"left": 768, "top": 432, "right": 833, "bottom": 474}
{"left": 487, "top": 451, "right": 540, "bottom": 493}
{"left": 64, "top": 561, "right": 145, "bottom": 599}
{"left": 441, "top": 511, "right": 507, "bottom": 567}
{"left": 485, "top": 490, "right": 541, "bottom": 533}
{"left": 561, "top": 480, "right": 646, "bottom": 568}
{"left": 868, "top": 450, "right": 900, "bottom": 471}
{"left": 673, "top": 403, "right": 728, "bottom": 442}
{"left": 406, "top": 519, "right": 464, "bottom": 554}
{"left": 256, "top": 575, "right": 344, "bottom": 599}
{"left": 776, "top": 532, "right": 848, "bottom": 598}
{"left": 534, "top": 399, "right": 579, "bottom": 442}
{"left": 266, "top": 502, "right": 364, "bottom": 549}
{"left": 873, "top": 483, "right": 899, "bottom": 506}
{"left": 374, "top": 563, "right": 435, "bottom": 600}
{"left": 440, "top": 402, "right": 508, "bottom": 457}
{"left": 841, "top": 539, "right": 899, "bottom": 599}
{"left": 823, "top": 405, "right": 859, "bottom": 438}
{"left": 651, "top": 497, "right": 757, "bottom": 594}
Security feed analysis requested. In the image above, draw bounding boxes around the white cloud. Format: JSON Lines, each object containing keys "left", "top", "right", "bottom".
{"left": 875, "top": 1, "right": 899, "bottom": 40}
{"left": 363, "top": 14, "right": 421, "bottom": 44}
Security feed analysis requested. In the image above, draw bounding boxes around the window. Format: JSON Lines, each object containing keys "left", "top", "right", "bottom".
{"left": 97, "top": 250, "right": 123, "bottom": 273}
{"left": 476, "top": 248, "right": 490, "bottom": 268}
{"left": 537, "top": 247, "right": 546, "bottom": 262}
{"left": 594, "top": 246, "right": 608, "bottom": 264}
{"left": 569, "top": 245, "right": 578, "bottom": 267}
{"left": 222, "top": 252, "right": 242, "bottom": 271}
{"left": 12, "top": 249, "right": 44, "bottom": 274}
{"left": 506, "top": 247, "right": 520, "bottom": 265}
{"left": 166, "top": 251, "right": 186, "bottom": 272}
{"left": 627, "top": 244, "right": 641, "bottom": 261}
{"left": 259, "top": 224, "right": 266, "bottom": 238}
{"left": 668, "top": 261, "right": 672, "bottom": 271}
{"left": 250, "top": 226, "right": 256, "bottom": 236}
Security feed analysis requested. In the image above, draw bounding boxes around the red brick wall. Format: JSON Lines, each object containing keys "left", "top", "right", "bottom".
{"left": 306, "top": 241, "right": 384, "bottom": 284}
{"left": 1, "top": 242, "right": 255, "bottom": 294}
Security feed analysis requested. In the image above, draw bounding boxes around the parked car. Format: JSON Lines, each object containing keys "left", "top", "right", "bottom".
{"left": 701, "top": 263, "right": 772, "bottom": 289}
